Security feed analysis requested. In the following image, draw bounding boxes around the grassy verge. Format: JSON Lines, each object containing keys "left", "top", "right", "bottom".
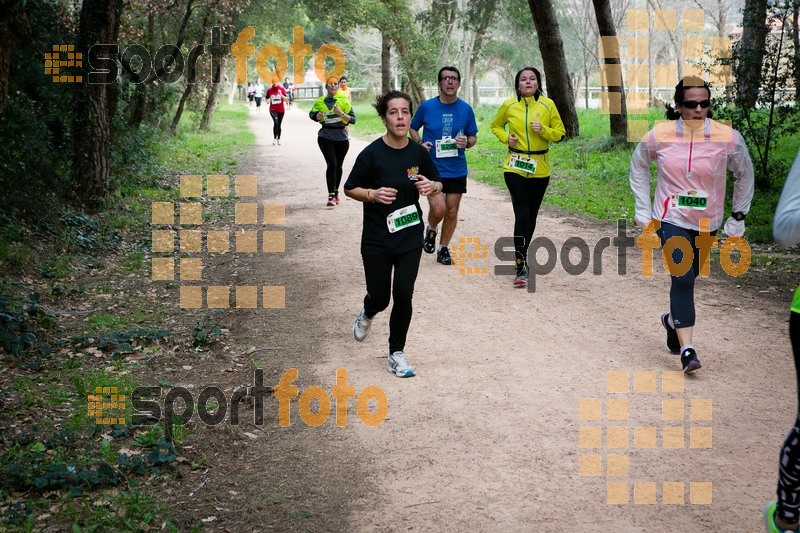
{"left": 0, "top": 103, "right": 254, "bottom": 531}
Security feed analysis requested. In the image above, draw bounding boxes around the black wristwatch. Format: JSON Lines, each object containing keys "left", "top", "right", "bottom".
{"left": 731, "top": 211, "right": 746, "bottom": 221}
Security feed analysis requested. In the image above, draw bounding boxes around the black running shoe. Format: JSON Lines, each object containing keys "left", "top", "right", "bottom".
{"left": 423, "top": 228, "right": 437, "bottom": 254}
{"left": 680, "top": 348, "right": 702, "bottom": 373}
{"left": 437, "top": 247, "right": 452, "bottom": 265}
{"left": 661, "top": 313, "right": 680, "bottom": 354}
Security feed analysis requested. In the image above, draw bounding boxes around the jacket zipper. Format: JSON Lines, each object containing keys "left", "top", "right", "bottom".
{"left": 524, "top": 99, "right": 530, "bottom": 153}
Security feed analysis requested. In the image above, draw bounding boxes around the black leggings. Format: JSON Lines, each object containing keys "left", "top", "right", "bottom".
{"left": 657, "top": 221, "right": 716, "bottom": 329}
{"left": 777, "top": 311, "right": 800, "bottom": 524}
{"left": 270, "top": 111, "right": 284, "bottom": 139}
{"left": 317, "top": 137, "right": 349, "bottom": 196}
{"left": 362, "top": 248, "right": 422, "bottom": 354}
{"left": 504, "top": 172, "right": 550, "bottom": 268}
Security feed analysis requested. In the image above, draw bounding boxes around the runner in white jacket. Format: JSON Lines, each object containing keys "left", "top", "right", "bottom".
{"left": 765, "top": 151, "right": 800, "bottom": 533}
{"left": 629, "top": 76, "right": 754, "bottom": 373}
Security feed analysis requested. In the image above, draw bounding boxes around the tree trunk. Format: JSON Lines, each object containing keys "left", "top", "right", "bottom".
{"left": 199, "top": 55, "right": 225, "bottom": 131}
{"left": 583, "top": 56, "right": 589, "bottom": 109}
{"left": 439, "top": 0, "right": 457, "bottom": 65}
{"left": 129, "top": 84, "right": 151, "bottom": 128}
{"left": 72, "top": 0, "right": 122, "bottom": 211}
{"left": 171, "top": 84, "right": 193, "bottom": 135}
{"left": 793, "top": 1, "right": 800, "bottom": 106}
{"left": 227, "top": 75, "right": 237, "bottom": 105}
{"left": 462, "top": 31, "right": 473, "bottom": 106}
{"left": 527, "top": 0, "right": 579, "bottom": 138}
{"left": 648, "top": 2, "right": 654, "bottom": 105}
{"left": 647, "top": 0, "right": 682, "bottom": 81}
{"left": 393, "top": 38, "right": 425, "bottom": 106}
{"left": 0, "top": 0, "right": 29, "bottom": 112}
{"left": 592, "top": 0, "right": 628, "bottom": 138}
{"left": 172, "top": 16, "right": 209, "bottom": 134}
{"left": 381, "top": 33, "right": 392, "bottom": 94}
{"left": 737, "top": 0, "right": 768, "bottom": 107}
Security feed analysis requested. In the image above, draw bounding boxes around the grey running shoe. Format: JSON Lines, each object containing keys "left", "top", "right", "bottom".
{"left": 387, "top": 351, "right": 415, "bottom": 377}
{"left": 353, "top": 308, "right": 372, "bottom": 341}
{"left": 661, "top": 313, "right": 680, "bottom": 354}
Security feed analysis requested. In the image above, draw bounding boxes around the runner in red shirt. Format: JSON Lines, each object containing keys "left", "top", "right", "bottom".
{"left": 266, "top": 77, "right": 289, "bottom": 145}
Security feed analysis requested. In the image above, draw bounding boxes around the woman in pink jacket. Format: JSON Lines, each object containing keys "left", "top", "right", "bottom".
{"left": 629, "top": 76, "right": 754, "bottom": 373}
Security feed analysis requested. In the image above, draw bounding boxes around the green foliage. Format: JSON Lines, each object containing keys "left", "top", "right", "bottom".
{"left": 0, "top": 287, "right": 56, "bottom": 366}
{"left": 0, "top": 425, "right": 177, "bottom": 530}
{"left": 348, "top": 102, "right": 385, "bottom": 138}
{"left": 160, "top": 104, "right": 254, "bottom": 174}
{"left": 134, "top": 422, "right": 187, "bottom": 448}
{"left": 0, "top": 1, "right": 73, "bottom": 220}
{"left": 63, "top": 488, "right": 173, "bottom": 532}
{"left": 110, "top": 123, "right": 167, "bottom": 194}
{"left": 85, "top": 312, "right": 127, "bottom": 332}
{"left": 192, "top": 312, "right": 225, "bottom": 349}
{"left": 123, "top": 250, "right": 145, "bottom": 273}
{"left": 71, "top": 325, "right": 169, "bottom": 358}
{"left": 720, "top": 2, "right": 800, "bottom": 193}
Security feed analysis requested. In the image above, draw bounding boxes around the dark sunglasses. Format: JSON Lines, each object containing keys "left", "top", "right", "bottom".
{"left": 439, "top": 76, "right": 459, "bottom": 82}
{"left": 681, "top": 99, "right": 711, "bottom": 109}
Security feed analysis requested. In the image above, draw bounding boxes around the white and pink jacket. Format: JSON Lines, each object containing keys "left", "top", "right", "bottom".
{"left": 629, "top": 118, "right": 754, "bottom": 232}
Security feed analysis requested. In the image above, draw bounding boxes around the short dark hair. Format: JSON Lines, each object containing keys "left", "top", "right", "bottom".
{"left": 374, "top": 90, "right": 413, "bottom": 118}
{"left": 438, "top": 66, "right": 461, "bottom": 82}
{"left": 515, "top": 67, "right": 542, "bottom": 100}
{"left": 340, "top": 76, "right": 348, "bottom": 82}
{"left": 665, "top": 76, "right": 713, "bottom": 120}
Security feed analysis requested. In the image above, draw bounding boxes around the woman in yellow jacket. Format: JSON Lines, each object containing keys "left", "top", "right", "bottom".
{"left": 491, "top": 67, "right": 565, "bottom": 287}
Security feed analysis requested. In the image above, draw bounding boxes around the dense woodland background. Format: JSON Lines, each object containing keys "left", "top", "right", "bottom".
{"left": 0, "top": 0, "right": 796, "bottom": 228}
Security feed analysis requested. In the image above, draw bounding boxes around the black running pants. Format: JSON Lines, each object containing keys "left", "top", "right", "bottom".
{"left": 777, "top": 311, "right": 800, "bottom": 524}
{"left": 317, "top": 137, "right": 349, "bottom": 196}
{"left": 504, "top": 172, "right": 550, "bottom": 268}
{"left": 270, "top": 111, "right": 284, "bottom": 139}
{"left": 361, "top": 248, "right": 422, "bottom": 354}
{"left": 657, "top": 221, "right": 717, "bottom": 329}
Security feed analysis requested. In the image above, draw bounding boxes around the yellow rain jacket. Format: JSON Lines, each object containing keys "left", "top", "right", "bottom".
{"left": 491, "top": 94, "right": 565, "bottom": 178}
{"left": 311, "top": 92, "right": 352, "bottom": 121}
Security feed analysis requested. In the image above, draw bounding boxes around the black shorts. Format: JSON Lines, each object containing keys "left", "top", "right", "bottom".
{"left": 441, "top": 177, "right": 467, "bottom": 195}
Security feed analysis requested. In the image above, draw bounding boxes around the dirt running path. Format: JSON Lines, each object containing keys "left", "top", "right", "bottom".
{"left": 218, "top": 103, "right": 794, "bottom": 532}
